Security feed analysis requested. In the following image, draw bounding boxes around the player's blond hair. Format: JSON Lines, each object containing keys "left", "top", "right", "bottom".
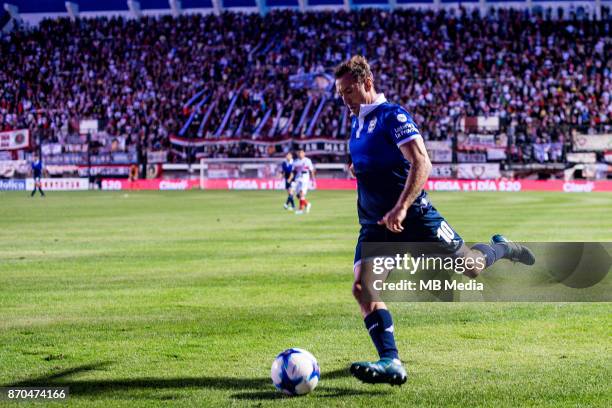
{"left": 334, "top": 55, "right": 373, "bottom": 84}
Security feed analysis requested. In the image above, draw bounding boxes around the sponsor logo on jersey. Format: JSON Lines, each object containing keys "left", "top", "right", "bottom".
{"left": 393, "top": 122, "right": 419, "bottom": 139}
{"left": 396, "top": 113, "right": 408, "bottom": 123}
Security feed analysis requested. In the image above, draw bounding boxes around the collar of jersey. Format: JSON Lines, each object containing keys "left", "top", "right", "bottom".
{"left": 358, "top": 93, "right": 387, "bottom": 119}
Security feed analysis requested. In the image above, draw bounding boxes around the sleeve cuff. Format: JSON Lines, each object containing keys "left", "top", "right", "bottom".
{"left": 396, "top": 133, "right": 422, "bottom": 147}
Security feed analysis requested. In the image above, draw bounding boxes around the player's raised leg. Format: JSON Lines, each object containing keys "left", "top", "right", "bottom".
{"left": 456, "top": 235, "right": 536, "bottom": 278}
{"left": 419, "top": 212, "right": 536, "bottom": 278}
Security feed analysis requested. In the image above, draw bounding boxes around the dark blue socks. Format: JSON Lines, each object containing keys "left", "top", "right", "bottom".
{"left": 472, "top": 243, "right": 509, "bottom": 268}
{"left": 286, "top": 194, "right": 295, "bottom": 208}
{"left": 364, "top": 309, "right": 399, "bottom": 360}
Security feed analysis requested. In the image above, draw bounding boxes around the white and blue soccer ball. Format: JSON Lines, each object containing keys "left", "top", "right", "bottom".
{"left": 271, "top": 348, "right": 320, "bottom": 396}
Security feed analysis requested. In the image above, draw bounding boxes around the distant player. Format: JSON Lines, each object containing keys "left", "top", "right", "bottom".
{"left": 292, "top": 149, "right": 314, "bottom": 215}
{"left": 335, "top": 56, "right": 535, "bottom": 385}
{"left": 30, "top": 154, "right": 45, "bottom": 197}
{"left": 279, "top": 153, "right": 296, "bottom": 211}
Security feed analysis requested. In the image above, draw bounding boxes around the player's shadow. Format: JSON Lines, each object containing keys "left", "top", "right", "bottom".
{"left": 6, "top": 362, "right": 383, "bottom": 400}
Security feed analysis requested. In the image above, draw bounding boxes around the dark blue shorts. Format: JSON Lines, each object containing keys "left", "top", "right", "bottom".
{"left": 285, "top": 179, "right": 293, "bottom": 190}
{"left": 354, "top": 206, "right": 464, "bottom": 267}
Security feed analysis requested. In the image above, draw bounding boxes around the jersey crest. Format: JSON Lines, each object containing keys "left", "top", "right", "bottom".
{"left": 367, "top": 118, "right": 377, "bottom": 133}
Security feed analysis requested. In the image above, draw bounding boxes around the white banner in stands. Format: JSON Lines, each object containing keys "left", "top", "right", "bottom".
{"left": 427, "top": 141, "right": 453, "bottom": 163}
{"left": 0, "top": 160, "right": 29, "bottom": 177}
{"left": 457, "top": 163, "right": 501, "bottom": 179}
{"left": 25, "top": 178, "right": 89, "bottom": 191}
{"left": 572, "top": 134, "right": 612, "bottom": 151}
{"left": 79, "top": 119, "right": 99, "bottom": 135}
{"left": 486, "top": 148, "right": 507, "bottom": 160}
{"left": 566, "top": 152, "right": 597, "bottom": 163}
{"left": 431, "top": 164, "right": 455, "bottom": 178}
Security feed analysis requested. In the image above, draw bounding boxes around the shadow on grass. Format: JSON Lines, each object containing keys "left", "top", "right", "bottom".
{"left": 6, "top": 363, "right": 383, "bottom": 400}
{"left": 231, "top": 386, "right": 387, "bottom": 401}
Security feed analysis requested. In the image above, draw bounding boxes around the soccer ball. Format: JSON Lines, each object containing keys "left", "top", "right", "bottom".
{"left": 271, "top": 348, "right": 320, "bottom": 396}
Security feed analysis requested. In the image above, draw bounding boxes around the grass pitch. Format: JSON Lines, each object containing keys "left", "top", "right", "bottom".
{"left": 0, "top": 190, "right": 611, "bottom": 407}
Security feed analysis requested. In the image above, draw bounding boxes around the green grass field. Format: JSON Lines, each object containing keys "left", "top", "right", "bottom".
{"left": 1, "top": 190, "right": 611, "bottom": 407}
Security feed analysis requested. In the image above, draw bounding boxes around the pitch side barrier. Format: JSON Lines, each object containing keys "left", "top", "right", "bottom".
{"left": 2, "top": 178, "right": 611, "bottom": 191}
{"left": 88, "top": 178, "right": 612, "bottom": 192}
{"left": 0, "top": 178, "right": 88, "bottom": 191}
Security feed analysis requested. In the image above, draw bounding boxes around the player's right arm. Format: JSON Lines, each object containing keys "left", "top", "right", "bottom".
{"left": 378, "top": 138, "right": 431, "bottom": 233}
{"left": 378, "top": 109, "right": 431, "bottom": 232}
{"left": 395, "top": 138, "right": 432, "bottom": 210}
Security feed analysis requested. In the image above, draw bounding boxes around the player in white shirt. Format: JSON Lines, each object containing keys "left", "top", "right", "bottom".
{"left": 292, "top": 149, "right": 315, "bottom": 214}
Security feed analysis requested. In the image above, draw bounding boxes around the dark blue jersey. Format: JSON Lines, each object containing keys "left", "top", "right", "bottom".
{"left": 32, "top": 160, "right": 43, "bottom": 178}
{"left": 281, "top": 160, "right": 293, "bottom": 180}
{"left": 349, "top": 95, "right": 428, "bottom": 225}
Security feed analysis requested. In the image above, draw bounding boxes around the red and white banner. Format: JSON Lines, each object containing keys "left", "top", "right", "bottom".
{"left": 426, "top": 179, "right": 612, "bottom": 193}
{"left": 25, "top": 178, "right": 89, "bottom": 191}
{"left": 457, "top": 163, "right": 501, "bottom": 179}
{"left": 205, "top": 178, "right": 356, "bottom": 190}
{"left": 174, "top": 136, "right": 347, "bottom": 156}
{"left": 100, "top": 178, "right": 356, "bottom": 191}
{"left": 460, "top": 117, "right": 500, "bottom": 132}
{"left": 101, "top": 179, "right": 199, "bottom": 191}
{"left": 99, "top": 178, "right": 612, "bottom": 192}
{"left": 0, "top": 129, "right": 30, "bottom": 151}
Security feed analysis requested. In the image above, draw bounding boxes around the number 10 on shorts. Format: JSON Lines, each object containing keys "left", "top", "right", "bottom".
{"left": 437, "top": 221, "right": 455, "bottom": 244}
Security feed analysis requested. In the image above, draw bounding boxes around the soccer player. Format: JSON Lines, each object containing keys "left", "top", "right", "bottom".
{"left": 292, "top": 149, "right": 314, "bottom": 215}
{"left": 335, "top": 56, "right": 535, "bottom": 386}
{"left": 30, "top": 154, "right": 45, "bottom": 197}
{"left": 279, "top": 152, "right": 296, "bottom": 211}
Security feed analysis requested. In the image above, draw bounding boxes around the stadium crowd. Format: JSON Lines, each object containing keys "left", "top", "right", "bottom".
{"left": 0, "top": 8, "right": 610, "bottom": 162}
